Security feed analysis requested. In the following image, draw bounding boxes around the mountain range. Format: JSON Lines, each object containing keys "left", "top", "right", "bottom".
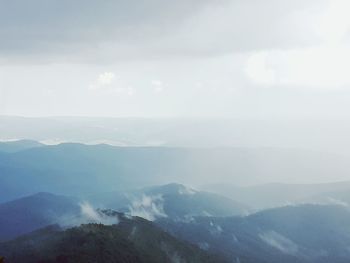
{"left": 158, "top": 204, "right": 350, "bottom": 263}
{"left": 1, "top": 140, "right": 350, "bottom": 203}
{"left": 0, "top": 183, "right": 248, "bottom": 241}
{"left": 2, "top": 139, "right": 350, "bottom": 262}
{"left": 3, "top": 194, "right": 350, "bottom": 262}
{"left": 205, "top": 181, "right": 350, "bottom": 209}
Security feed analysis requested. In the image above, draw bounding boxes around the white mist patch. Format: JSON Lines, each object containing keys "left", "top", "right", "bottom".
{"left": 232, "top": 234, "right": 239, "bottom": 243}
{"left": 326, "top": 197, "right": 349, "bottom": 207}
{"left": 128, "top": 194, "right": 167, "bottom": 221}
{"left": 57, "top": 201, "right": 119, "bottom": 227}
{"left": 208, "top": 221, "right": 223, "bottom": 236}
{"left": 201, "top": 211, "right": 212, "bottom": 217}
{"left": 80, "top": 201, "right": 102, "bottom": 221}
{"left": 160, "top": 242, "right": 185, "bottom": 263}
{"left": 39, "top": 139, "right": 67, "bottom": 145}
{"left": 0, "top": 138, "right": 22, "bottom": 142}
{"left": 259, "top": 231, "right": 299, "bottom": 255}
{"left": 198, "top": 242, "right": 210, "bottom": 250}
{"left": 128, "top": 226, "right": 138, "bottom": 240}
{"left": 178, "top": 185, "right": 197, "bottom": 195}
{"left": 298, "top": 197, "right": 349, "bottom": 207}
{"left": 79, "top": 202, "right": 119, "bottom": 225}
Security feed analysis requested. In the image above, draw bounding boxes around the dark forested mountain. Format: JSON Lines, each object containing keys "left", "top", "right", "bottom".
{"left": 158, "top": 204, "right": 350, "bottom": 263}
{"left": 0, "top": 192, "right": 79, "bottom": 241}
{"left": 88, "top": 183, "right": 249, "bottom": 221}
{"left": 0, "top": 214, "right": 226, "bottom": 263}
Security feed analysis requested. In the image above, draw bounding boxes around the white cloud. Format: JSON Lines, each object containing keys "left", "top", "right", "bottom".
{"left": 79, "top": 202, "right": 119, "bottom": 225}
{"left": 151, "top": 80, "right": 164, "bottom": 93}
{"left": 325, "top": 197, "right": 349, "bottom": 207}
{"left": 127, "top": 87, "right": 135, "bottom": 96}
{"left": 317, "top": 0, "right": 350, "bottom": 45}
{"left": 245, "top": 45, "right": 350, "bottom": 89}
{"left": 277, "top": 46, "right": 350, "bottom": 88}
{"left": 56, "top": 201, "right": 119, "bottom": 227}
{"left": 245, "top": 52, "right": 276, "bottom": 86}
{"left": 80, "top": 201, "right": 104, "bottom": 222}
{"left": 88, "top": 72, "right": 135, "bottom": 96}
{"left": 239, "top": 0, "right": 350, "bottom": 90}
{"left": 128, "top": 194, "right": 167, "bottom": 221}
{"left": 89, "top": 72, "right": 116, "bottom": 90}
{"left": 178, "top": 185, "right": 197, "bottom": 195}
{"left": 97, "top": 72, "right": 115, "bottom": 85}
{"left": 108, "top": 86, "right": 135, "bottom": 96}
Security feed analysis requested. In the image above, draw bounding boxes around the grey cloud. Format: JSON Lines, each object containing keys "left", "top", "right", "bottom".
{"left": 0, "top": 0, "right": 220, "bottom": 61}
{"left": 0, "top": 0, "right": 328, "bottom": 63}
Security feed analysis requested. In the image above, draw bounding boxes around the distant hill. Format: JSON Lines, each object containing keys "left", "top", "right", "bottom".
{"left": 2, "top": 116, "right": 350, "bottom": 156}
{"left": 0, "top": 140, "right": 43, "bottom": 153}
{"left": 158, "top": 204, "right": 350, "bottom": 263}
{"left": 204, "top": 181, "right": 350, "bottom": 209}
{"left": 89, "top": 183, "right": 249, "bottom": 221}
{"left": 0, "top": 214, "right": 226, "bottom": 263}
{"left": 0, "top": 192, "right": 79, "bottom": 241}
{"left": 1, "top": 142, "right": 350, "bottom": 202}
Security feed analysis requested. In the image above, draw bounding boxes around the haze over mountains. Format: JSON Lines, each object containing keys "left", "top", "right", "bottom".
{"left": 0, "top": 192, "right": 80, "bottom": 241}
{"left": 159, "top": 204, "right": 350, "bottom": 263}
{"left": 2, "top": 122, "right": 350, "bottom": 262}
{"left": 204, "top": 181, "right": 350, "bottom": 209}
{"left": 2, "top": 137, "right": 350, "bottom": 206}
{"left": 1, "top": 138, "right": 350, "bottom": 204}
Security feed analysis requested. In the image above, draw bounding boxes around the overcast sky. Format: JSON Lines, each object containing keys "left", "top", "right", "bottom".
{"left": 1, "top": 0, "right": 350, "bottom": 118}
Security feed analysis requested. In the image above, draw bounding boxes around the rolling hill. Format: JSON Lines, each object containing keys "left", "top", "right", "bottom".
{"left": 0, "top": 192, "right": 79, "bottom": 241}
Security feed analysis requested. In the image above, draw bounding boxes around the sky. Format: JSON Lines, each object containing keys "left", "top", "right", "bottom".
{"left": 1, "top": 0, "right": 350, "bottom": 118}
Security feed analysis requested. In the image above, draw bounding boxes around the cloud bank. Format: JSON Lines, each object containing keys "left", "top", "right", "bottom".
{"left": 0, "top": 0, "right": 332, "bottom": 62}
